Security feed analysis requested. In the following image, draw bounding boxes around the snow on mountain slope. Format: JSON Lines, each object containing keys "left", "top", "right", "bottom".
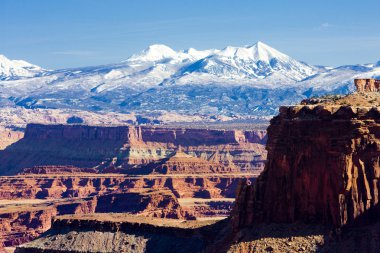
{"left": 0, "top": 55, "right": 44, "bottom": 80}
{"left": 127, "top": 44, "right": 178, "bottom": 62}
{"left": 297, "top": 63, "right": 380, "bottom": 95}
{"left": 126, "top": 44, "right": 219, "bottom": 67}
{"left": 0, "top": 43, "right": 379, "bottom": 120}
{"left": 170, "top": 41, "right": 316, "bottom": 87}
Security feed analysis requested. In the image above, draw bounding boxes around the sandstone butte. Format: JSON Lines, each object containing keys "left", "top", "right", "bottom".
{"left": 224, "top": 78, "right": 380, "bottom": 252}
{"left": 0, "top": 125, "right": 267, "bottom": 250}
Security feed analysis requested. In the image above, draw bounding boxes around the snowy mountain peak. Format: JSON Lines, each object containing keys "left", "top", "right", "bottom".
{"left": 176, "top": 41, "right": 316, "bottom": 84}
{"left": 127, "top": 44, "right": 177, "bottom": 62}
{"left": 1, "top": 43, "right": 379, "bottom": 119}
{"left": 181, "top": 48, "right": 218, "bottom": 60}
{"left": 248, "top": 41, "right": 289, "bottom": 62}
{"left": 0, "top": 54, "right": 43, "bottom": 80}
{"left": 215, "top": 41, "right": 289, "bottom": 63}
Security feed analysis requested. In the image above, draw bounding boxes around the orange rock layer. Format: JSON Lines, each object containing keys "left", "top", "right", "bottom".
{"left": 0, "top": 190, "right": 188, "bottom": 247}
{"left": 0, "top": 124, "right": 267, "bottom": 175}
{"left": 233, "top": 104, "right": 380, "bottom": 229}
{"left": 355, "top": 78, "right": 380, "bottom": 92}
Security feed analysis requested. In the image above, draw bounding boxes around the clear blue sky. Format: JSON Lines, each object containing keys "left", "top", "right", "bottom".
{"left": 1, "top": 0, "right": 379, "bottom": 69}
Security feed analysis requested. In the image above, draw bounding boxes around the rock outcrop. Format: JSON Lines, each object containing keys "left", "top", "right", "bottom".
{"left": 15, "top": 215, "right": 223, "bottom": 253}
{"left": 143, "top": 151, "right": 239, "bottom": 174}
{"left": 0, "top": 124, "right": 266, "bottom": 175}
{"left": 0, "top": 198, "right": 97, "bottom": 247}
{"left": 233, "top": 100, "right": 380, "bottom": 230}
{"left": 0, "top": 173, "right": 251, "bottom": 246}
{"left": 0, "top": 174, "right": 250, "bottom": 200}
{"left": 0, "top": 123, "right": 266, "bottom": 249}
{"left": 0, "top": 129, "right": 23, "bottom": 150}
{"left": 0, "top": 189, "right": 189, "bottom": 247}
{"left": 21, "top": 166, "right": 97, "bottom": 174}
{"left": 354, "top": 78, "right": 380, "bottom": 92}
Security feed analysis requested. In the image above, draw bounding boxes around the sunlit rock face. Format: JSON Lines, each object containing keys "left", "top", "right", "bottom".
{"left": 233, "top": 101, "right": 380, "bottom": 229}
{"left": 0, "top": 124, "right": 267, "bottom": 176}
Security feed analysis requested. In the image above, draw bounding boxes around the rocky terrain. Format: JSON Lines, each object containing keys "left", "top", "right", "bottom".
{"left": 0, "top": 125, "right": 265, "bottom": 249}
{"left": 0, "top": 172, "right": 255, "bottom": 248}
{"left": 224, "top": 79, "right": 380, "bottom": 252}
{"left": 14, "top": 78, "right": 380, "bottom": 252}
{"left": 0, "top": 128, "right": 23, "bottom": 150}
{"left": 0, "top": 124, "right": 266, "bottom": 175}
{"left": 15, "top": 214, "right": 225, "bottom": 253}
{"left": 232, "top": 78, "right": 380, "bottom": 229}
{"left": 16, "top": 79, "right": 380, "bottom": 252}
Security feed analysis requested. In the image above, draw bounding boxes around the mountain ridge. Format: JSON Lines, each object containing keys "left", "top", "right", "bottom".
{"left": 0, "top": 42, "right": 379, "bottom": 120}
{"left": 0, "top": 54, "right": 44, "bottom": 80}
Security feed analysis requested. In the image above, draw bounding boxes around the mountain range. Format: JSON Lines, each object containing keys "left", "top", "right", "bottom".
{"left": 0, "top": 41, "right": 379, "bottom": 121}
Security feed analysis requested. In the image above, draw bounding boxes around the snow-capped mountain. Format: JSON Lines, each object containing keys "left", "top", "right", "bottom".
{"left": 0, "top": 55, "right": 44, "bottom": 80}
{"left": 0, "top": 41, "right": 379, "bottom": 121}
{"left": 126, "top": 44, "right": 218, "bottom": 64}
{"left": 171, "top": 41, "right": 316, "bottom": 87}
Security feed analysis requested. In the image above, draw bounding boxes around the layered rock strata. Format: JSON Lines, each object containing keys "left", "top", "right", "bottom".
{"left": 0, "top": 124, "right": 266, "bottom": 175}
{"left": 0, "top": 173, "right": 252, "bottom": 246}
{"left": 233, "top": 102, "right": 380, "bottom": 229}
{"left": 143, "top": 151, "right": 239, "bottom": 174}
{"left": 0, "top": 190, "right": 187, "bottom": 247}
{"left": 354, "top": 78, "right": 380, "bottom": 92}
{"left": 0, "top": 174, "right": 252, "bottom": 200}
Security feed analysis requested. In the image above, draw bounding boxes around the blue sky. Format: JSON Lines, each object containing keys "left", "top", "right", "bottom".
{"left": 1, "top": 0, "right": 379, "bottom": 69}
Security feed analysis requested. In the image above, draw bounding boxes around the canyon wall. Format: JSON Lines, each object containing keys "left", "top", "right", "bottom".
{"left": 0, "top": 124, "right": 266, "bottom": 175}
{"left": 0, "top": 190, "right": 189, "bottom": 247}
{"left": 0, "top": 174, "right": 247, "bottom": 200}
{"left": 0, "top": 173, "right": 251, "bottom": 246}
{"left": 0, "top": 124, "right": 265, "bottom": 248}
{"left": 354, "top": 78, "right": 380, "bottom": 92}
{"left": 233, "top": 104, "right": 380, "bottom": 229}
{"left": 0, "top": 129, "right": 23, "bottom": 150}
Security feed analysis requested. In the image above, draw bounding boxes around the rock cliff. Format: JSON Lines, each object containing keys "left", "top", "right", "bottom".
{"left": 354, "top": 78, "right": 380, "bottom": 92}
{"left": 0, "top": 129, "right": 23, "bottom": 150}
{"left": 0, "top": 189, "right": 189, "bottom": 247}
{"left": 0, "top": 173, "right": 251, "bottom": 246}
{"left": 0, "top": 124, "right": 266, "bottom": 175}
{"left": 233, "top": 93, "right": 380, "bottom": 230}
{"left": 0, "top": 174, "right": 250, "bottom": 200}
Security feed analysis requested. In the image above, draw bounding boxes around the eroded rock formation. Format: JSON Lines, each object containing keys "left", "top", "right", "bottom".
{"left": 0, "top": 129, "right": 23, "bottom": 150}
{"left": 0, "top": 190, "right": 189, "bottom": 247}
{"left": 0, "top": 124, "right": 265, "bottom": 248}
{"left": 0, "top": 173, "right": 250, "bottom": 246}
{"left": 143, "top": 151, "right": 239, "bottom": 174}
{"left": 354, "top": 78, "right": 380, "bottom": 92}
{"left": 233, "top": 101, "right": 380, "bottom": 230}
{"left": 0, "top": 124, "right": 266, "bottom": 175}
{"left": 0, "top": 174, "right": 249, "bottom": 200}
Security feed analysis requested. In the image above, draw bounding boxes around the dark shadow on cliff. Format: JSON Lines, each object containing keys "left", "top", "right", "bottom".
{"left": 206, "top": 221, "right": 330, "bottom": 253}
{"left": 15, "top": 218, "right": 230, "bottom": 253}
{"left": 0, "top": 125, "right": 129, "bottom": 175}
{"left": 209, "top": 204, "right": 380, "bottom": 253}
